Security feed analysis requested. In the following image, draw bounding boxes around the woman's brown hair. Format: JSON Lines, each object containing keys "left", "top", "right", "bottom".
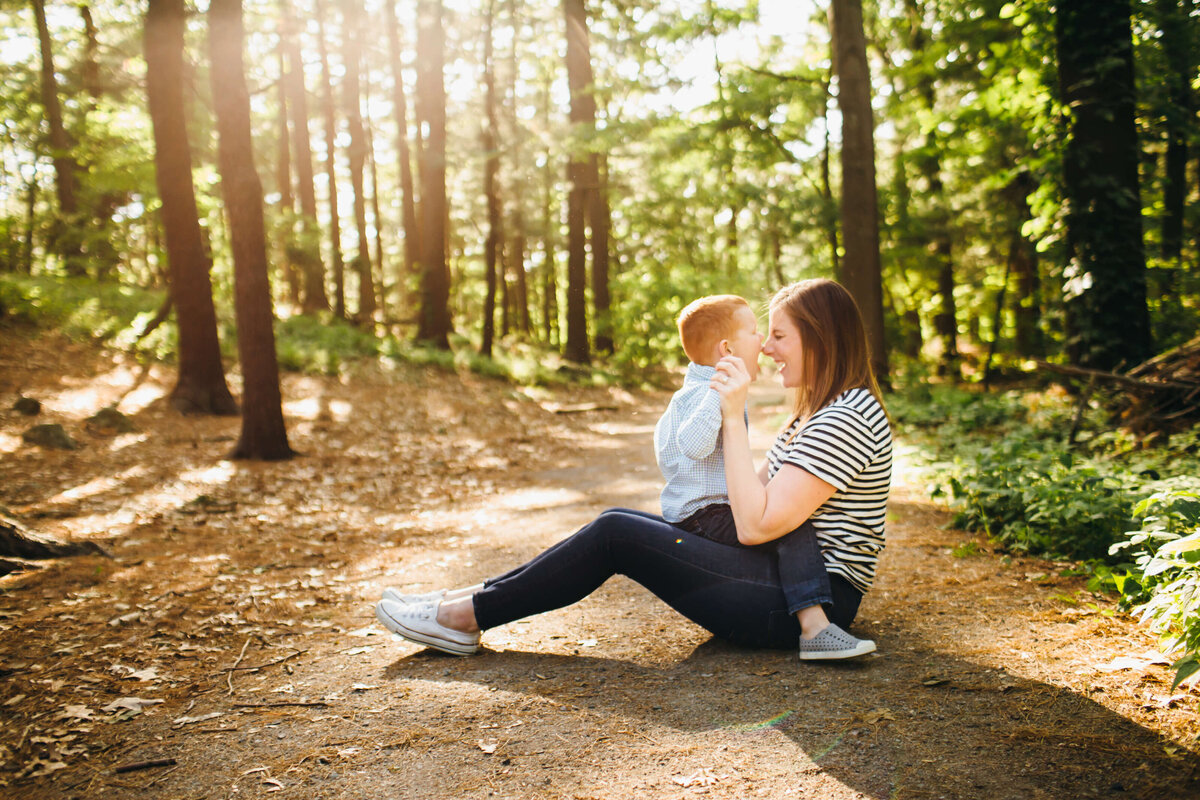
{"left": 770, "top": 278, "right": 885, "bottom": 430}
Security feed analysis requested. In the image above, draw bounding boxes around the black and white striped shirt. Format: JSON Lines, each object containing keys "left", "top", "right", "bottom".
{"left": 765, "top": 388, "right": 892, "bottom": 593}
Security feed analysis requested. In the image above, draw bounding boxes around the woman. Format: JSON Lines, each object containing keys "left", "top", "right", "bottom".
{"left": 375, "top": 279, "right": 892, "bottom": 661}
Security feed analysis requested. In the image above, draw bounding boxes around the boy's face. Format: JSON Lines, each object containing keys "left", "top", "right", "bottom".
{"left": 723, "top": 306, "right": 763, "bottom": 379}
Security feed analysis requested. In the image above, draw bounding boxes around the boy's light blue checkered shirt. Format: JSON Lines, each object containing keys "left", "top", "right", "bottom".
{"left": 653, "top": 363, "right": 745, "bottom": 523}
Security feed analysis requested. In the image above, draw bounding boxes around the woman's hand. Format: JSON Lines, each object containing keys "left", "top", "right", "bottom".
{"left": 710, "top": 354, "right": 752, "bottom": 417}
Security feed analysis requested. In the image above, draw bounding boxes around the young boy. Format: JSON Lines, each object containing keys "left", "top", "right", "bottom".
{"left": 654, "top": 295, "right": 762, "bottom": 545}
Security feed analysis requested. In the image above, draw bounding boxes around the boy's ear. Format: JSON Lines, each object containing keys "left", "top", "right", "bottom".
{"left": 718, "top": 339, "right": 731, "bottom": 356}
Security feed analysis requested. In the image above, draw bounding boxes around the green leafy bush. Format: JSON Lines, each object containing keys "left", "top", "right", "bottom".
{"left": 1110, "top": 483, "right": 1200, "bottom": 688}
{"left": 943, "top": 435, "right": 1137, "bottom": 560}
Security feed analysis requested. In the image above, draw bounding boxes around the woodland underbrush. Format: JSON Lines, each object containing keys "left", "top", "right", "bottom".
{"left": 0, "top": 273, "right": 651, "bottom": 388}
{"left": 892, "top": 380, "right": 1200, "bottom": 687}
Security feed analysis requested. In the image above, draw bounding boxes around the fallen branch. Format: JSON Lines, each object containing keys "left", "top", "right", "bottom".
{"left": 0, "top": 511, "right": 110, "bottom": 569}
{"left": 114, "top": 758, "right": 177, "bottom": 775}
{"left": 232, "top": 701, "right": 329, "bottom": 709}
{"left": 1035, "top": 360, "right": 1199, "bottom": 392}
{"left": 210, "top": 647, "right": 307, "bottom": 677}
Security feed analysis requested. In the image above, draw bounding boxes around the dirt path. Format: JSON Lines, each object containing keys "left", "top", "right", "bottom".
{"left": 1, "top": 329, "right": 1198, "bottom": 799}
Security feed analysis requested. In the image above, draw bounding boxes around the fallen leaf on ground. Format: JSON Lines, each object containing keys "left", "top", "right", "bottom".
{"left": 173, "top": 712, "right": 223, "bottom": 726}
{"left": 101, "top": 697, "right": 164, "bottom": 714}
{"left": 673, "top": 768, "right": 721, "bottom": 788}
{"left": 478, "top": 740, "right": 498, "bottom": 754}
{"left": 60, "top": 704, "right": 94, "bottom": 720}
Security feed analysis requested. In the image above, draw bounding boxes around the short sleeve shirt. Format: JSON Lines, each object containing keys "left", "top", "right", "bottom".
{"left": 765, "top": 388, "right": 892, "bottom": 593}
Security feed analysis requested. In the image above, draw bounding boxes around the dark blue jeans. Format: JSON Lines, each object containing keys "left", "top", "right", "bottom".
{"left": 674, "top": 504, "right": 833, "bottom": 615}
{"left": 472, "top": 508, "right": 862, "bottom": 649}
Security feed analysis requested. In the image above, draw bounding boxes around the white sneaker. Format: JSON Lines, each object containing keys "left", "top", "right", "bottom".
{"left": 374, "top": 599, "right": 480, "bottom": 656}
{"left": 798, "top": 623, "right": 876, "bottom": 661}
{"left": 381, "top": 587, "right": 445, "bottom": 604}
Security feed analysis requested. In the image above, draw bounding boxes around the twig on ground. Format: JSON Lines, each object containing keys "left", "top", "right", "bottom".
{"left": 232, "top": 701, "right": 330, "bottom": 709}
{"left": 226, "top": 637, "right": 253, "bottom": 695}
{"left": 211, "top": 647, "right": 308, "bottom": 677}
{"left": 114, "top": 757, "right": 177, "bottom": 774}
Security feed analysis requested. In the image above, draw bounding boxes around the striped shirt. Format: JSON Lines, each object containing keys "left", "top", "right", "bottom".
{"left": 765, "top": 388, "right": 892, "bottom": 593}
{"left": 654, "top": 363, "right": 745, "bottom": 523}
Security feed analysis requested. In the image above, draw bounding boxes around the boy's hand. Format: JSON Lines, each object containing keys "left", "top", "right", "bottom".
{"left": 711, "top": 354, "right": 752, "bottom": 417}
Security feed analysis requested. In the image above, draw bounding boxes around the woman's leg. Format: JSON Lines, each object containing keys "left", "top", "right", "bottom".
{"left": 471, "top": 508, "right": 801, "bottom": 649}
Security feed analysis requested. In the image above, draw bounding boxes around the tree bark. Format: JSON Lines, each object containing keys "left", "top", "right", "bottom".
{"left": 1159, "top": 0, "right": 1192, "bottom": 267}
{"left": 831, "top": 0, "right": 889, "bottom": 383}
{"left": 208, "top": 0, "right": 294, "bottom": 461}
{"left": 316, "top": 0, "right": 346, "bottom": 319}
{"left": 414, "top": 0, "right": 452, "bottom": 347}
{"left": 481, "top": 0, "right": 500, "bottom": 358}
{"left": 145, "top": 0, "right": 238, "bottom": 416}
{"left": 275, "top": 43, "right": 301, "bottom": 307}
{"left": 281, "top": 0, "right": 329, "bottom": 313}
{"left": 563, "top": 0, "right": 593, "bottom": 364}
{"left": 341, "top": 0, "right": 376, "bottom": 323}
{"left": 1056, "top": 0, "right": 1151, "bottom": 370}
{"left": 385, "top": 0, "right": 420, "bottom": 317}
{"left": 31, "top": 0, "right": 83, "bottom": 275}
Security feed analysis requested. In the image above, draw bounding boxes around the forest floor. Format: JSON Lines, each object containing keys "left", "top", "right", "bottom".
{"left": 1, "top": 324, "right": 1199, "bottom": 800}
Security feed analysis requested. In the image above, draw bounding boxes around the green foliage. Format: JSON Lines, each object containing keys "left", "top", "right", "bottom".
{"left": 944, "top": 437, "right": 1136, "bottom": 560}
{"left": 1109, "top": 483, "right": 1200, "bottom": 689}
{"left": 275, "top": 314, "right": 381, "bottom": 375}
{"left": 0, "top": 273, "right": 174, "bottom": 359}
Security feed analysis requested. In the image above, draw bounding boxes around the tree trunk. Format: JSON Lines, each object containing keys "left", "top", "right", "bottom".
{"left": 275, "top": 44, "right": 301, "bottom": 307}
{"left": 208, "top": 0, "right": 294, "bottom": 461}
{"left": 316, "top": 0, "right": 346, "bottom": 319}
{"left": 31, "top": 0, "right": 83, "bottom": 275}
{"left": 1159, "top": 0, "right": 1192, "bottom": 268}
{"left": 386, "top": 0, "right": 420, "bottom": 318}
{"left": 590, "top": 153, "right": 612, "bottom": 354}
{"left": 820, "top": 75, "right": 840, "bottom": 280}
{"left": 1056, "top": 0, "right": 1151, "bottom": 371}
{"left": 341, "top": 0, "right": 375, "bottom": 323}
{"left": 1004, "top": 170, "right": 1044, "bottom": 358}
{"left": 145, "top": 0, "right": 238, "bottom": 416}
{"left": 563, "top": 0, "right": 593, "bottom": 364}
{"left": 905, "top": 0, "right": 957, "bottom": 378}
{"left": 506, "top": 0, "right": 531, "bottom": 337}
{"left": 414, "top": 0, "right": 452, "bottom": 347}
{"left": 480, "top": 0, "right": 500, "bottom": 358}
{"left": 831, "top": 0, "right": 889, "bottom": 383}
{"left": 281, "top": 0, "right": 329, "bottom": 313}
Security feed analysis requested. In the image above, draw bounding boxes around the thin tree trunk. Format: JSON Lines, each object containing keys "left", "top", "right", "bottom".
{"left": 591, "top": 153, "right": 612, "bottom": 353}
{"left": 1005, "top": 170, "right": 1044, "bottom": 358}
{"left": 275, "top": 44, "right": 301, "bottom": 307}
{"left": 281, "top": 0, "right": 329, "bottom": 313}
{"left": 366, "top": 104, "right": 386, "bottom": 317}
{"left": 820, "top": 75, "right": 840, "bottom": 279}
{"left": 342, "top": 0, "right": 375, "bottom": 323}
{"left": 31, "top": 0, "right": 83, "bottom": 275}
{"left": 506, "top": 0, "right": 531, "bottom": 336}
{"left": 1159, "top": 0, "right": 1192, "bottom": 268}
{"left": 316, "top": 0, "right": 346, "bottom": 319}
{"left": 563, "top": 0, "right": 593, "bottom": 364}
{"left": 481, "top": 0, "right": 500, "bottom": 357}
{"left": 831, "top": 0, "right": 888, "bottom": 383}
{"left": 208, "top": 0, "right": 293, "bottom": 460}
{"left": 144, "top": 0, "right": 237, "bottom": 416}
{"left": 386, "top": 0, "right": 419, "bottom": 318}
{"left": 905, "top": 0, "right": 957, "bottom": 378}
{"left": 22, "top": 179, "right": 36, "bottom": 274}
{"left": 415, "top": 0, "right": 451, "bottom": 347}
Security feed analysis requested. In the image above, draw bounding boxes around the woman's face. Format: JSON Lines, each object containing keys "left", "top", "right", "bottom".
{"left": 763, "top": 306, "right": 804, "bottom": 388}
{"left": 725, "top": 306, "right": 764, "bottom": 379}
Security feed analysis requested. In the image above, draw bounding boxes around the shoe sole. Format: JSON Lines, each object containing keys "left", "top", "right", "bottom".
{"left": 381, "top": 588, "right": 444, "bottom": 604}
{"left": 374, "top": 602, "right": 478, "bottom": 656}
{"left": 799, "top": 640, "right": 877, "bottom": 661}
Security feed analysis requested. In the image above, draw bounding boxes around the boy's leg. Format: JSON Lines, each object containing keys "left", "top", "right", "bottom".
{"left": 676, "top": 504, "right": 740, "bottom": 547}
{"left": 769, "top": 520, "right": 835, "bottom": 617}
